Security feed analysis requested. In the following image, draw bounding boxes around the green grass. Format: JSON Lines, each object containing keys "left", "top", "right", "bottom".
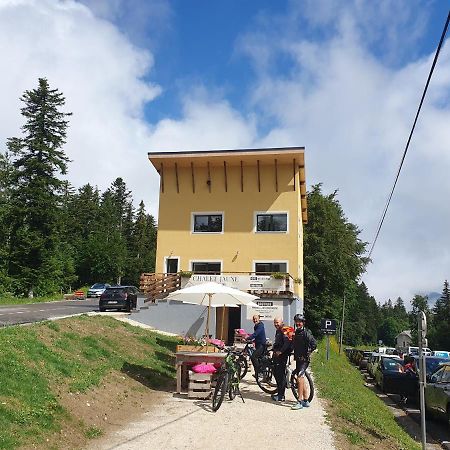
{"left": 311, "top": 337, "right": 420, "bottom": 450}
{"left": 0, "top": 315, "right": 180, "bottom": 449}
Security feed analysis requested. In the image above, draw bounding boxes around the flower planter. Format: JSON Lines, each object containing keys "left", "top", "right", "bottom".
{"left": 176, "top": 345, "right": 219, "bottom": 353}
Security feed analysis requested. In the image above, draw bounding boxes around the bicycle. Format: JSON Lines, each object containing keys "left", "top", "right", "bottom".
{"left": 234, "top": 341, "right": 273, "bottom": 379}
{"left": 211, "top": 345, "right": 245, "bottom": 411}
{"left": 256, "top": 353, "right": 314, "bottom": 403}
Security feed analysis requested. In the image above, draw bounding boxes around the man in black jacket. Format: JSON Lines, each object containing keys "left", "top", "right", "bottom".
{"left": 291, "top": 313, "right": 317, "bottom": 410}
{"left": 271, "top": 317, "right": 291, "bottom": 401}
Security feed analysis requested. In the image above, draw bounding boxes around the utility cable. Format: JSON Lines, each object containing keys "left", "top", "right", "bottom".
{"left": 368, "top": 11, "right": 450, "bottom": 259}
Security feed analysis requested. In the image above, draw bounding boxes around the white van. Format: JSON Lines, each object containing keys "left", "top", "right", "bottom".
{"left": 407, "top": 346, "right": 432, "bottom": 356}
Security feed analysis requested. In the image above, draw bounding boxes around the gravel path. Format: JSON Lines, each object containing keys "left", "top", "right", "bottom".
{"left": 88, "top": 370, "right": 335, "bottom": 450}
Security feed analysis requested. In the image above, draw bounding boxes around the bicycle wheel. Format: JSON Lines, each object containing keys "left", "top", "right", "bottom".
{"left": 256, "top": 359, "right": 278, "bottom": 394}
{"left": 236, "top": 354, "right": 248, "bottom": 379}
{"left": 229, "top": 376, "right": 237, "bottom": 400}
{"left": 212, "top": 372, "right": 229, "bottom": 411}
{"left": 290, "top": 370, "right": 314, "bottom": 403}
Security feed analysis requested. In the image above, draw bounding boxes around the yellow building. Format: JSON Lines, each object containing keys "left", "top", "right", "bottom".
{"left": 144, "top": 147, "right": 307, "bottom": 341}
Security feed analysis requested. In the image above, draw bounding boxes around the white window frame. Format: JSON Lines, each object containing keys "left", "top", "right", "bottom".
{"left": 190, "top": 259, "right": 223, "bottom": 273}
{"left": 254, "top": 211, "right": 289, "bottom": 233}
{"left": 163, "top": 256, "right": 180, "bottom": 274}
{"left": 252, "top": 260, "right": 289, "bottom": 274}
{"left": 191, "top": 211, "right": 225, "bottom": 234}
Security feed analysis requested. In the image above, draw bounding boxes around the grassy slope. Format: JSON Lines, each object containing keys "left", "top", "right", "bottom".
{"left": 0, "top": 316, "right": 179, "bottom": 449}
{"left": 311, "top": 337, "right": 420, "bottom": 450}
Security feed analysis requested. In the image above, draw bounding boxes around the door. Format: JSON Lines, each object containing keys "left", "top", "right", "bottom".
{"left": 166, "top": 258, "right": 179, "bottom": 274}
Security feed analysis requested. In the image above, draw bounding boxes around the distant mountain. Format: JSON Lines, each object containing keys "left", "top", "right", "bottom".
{"left": 426, "top": 291, "right": 440, "bottom": 307}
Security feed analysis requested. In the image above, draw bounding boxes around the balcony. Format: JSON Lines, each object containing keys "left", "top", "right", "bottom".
{"left": 139, "top": 272, "right": 298, "bottom": 302}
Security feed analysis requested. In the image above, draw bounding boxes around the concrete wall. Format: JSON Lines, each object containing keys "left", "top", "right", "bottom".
{"left": 133, "top": 296, "right": 303, "bottom": 340}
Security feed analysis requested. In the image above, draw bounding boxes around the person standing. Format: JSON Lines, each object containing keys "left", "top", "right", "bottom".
{"left": 271, "top": 317, "right": 292, "bottom": 401}
{"left": 291, "top": 314, "right": 317, "bottom": 410}
{"left": 246, "top": 314, "right": 266, "bottom": 374}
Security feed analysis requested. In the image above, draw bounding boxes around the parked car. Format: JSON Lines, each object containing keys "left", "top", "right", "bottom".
{"left": 367, "top": 352, "right": 381, "bottom": 378}
{"left": 99, "top": 286, "right": 140, "bottom": 312}
{"left": 374, "top": 357, "right": 412, "bottom": 396}
{"left": 87, "top": 283, "right": 110, "bottom": 298}
{"left": 424, "top": 362, "right": 450, "bottom": 425}
{"left": 359, "top": 351, "right": 373, "bottom": 370}
{"left": 432, "top": 350, "right": 450, "bottom": 358}
{"left": 407, "top": 346, "right": 432, "bottom": 356}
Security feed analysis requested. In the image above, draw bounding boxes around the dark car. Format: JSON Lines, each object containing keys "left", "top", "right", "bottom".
{"left": 399, "top": 356, "right": 450, "bottom": 400}
{"left": 374, "top": 357, "right": 412, "bottom": 396}
{"left": 99, "top": 286, "right": 140, "bottom": 312}
{"left": 425, "top": 362, "right": 450, "bottom": 425}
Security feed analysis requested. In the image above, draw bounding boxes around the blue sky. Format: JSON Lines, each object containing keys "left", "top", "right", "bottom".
{"left": 1, "top": 0, "right": 450, "bottom": 304}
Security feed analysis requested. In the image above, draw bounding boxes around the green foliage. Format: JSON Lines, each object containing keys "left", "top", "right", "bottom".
{"left": 311, "top": 337, "right": 420, "bottom": 449}
{"left": 0, "top": 79, "right": 157, "bottom": 296}
{"left": 429, "top": 280, "right": 450, "bottom": 349}
{"left": 303, "top": 184, "right": 369, "bottom": 339}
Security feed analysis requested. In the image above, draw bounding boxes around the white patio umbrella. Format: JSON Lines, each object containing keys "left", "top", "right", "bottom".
{"left": 166, "top": 282, "right": 259, "bottom": 348}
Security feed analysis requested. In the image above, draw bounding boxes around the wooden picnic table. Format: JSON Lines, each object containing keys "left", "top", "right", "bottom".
{"left": 175, "top": 351, "right": 227, "bottom": 394}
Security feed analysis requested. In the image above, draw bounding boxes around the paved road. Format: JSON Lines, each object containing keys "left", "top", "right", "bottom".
{"left": 0, "top": 298, "right": 100, "bottom": 327}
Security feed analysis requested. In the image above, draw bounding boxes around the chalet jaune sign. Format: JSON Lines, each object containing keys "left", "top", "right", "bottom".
{"left": 184, "top": 274, "right": 286, "bottom": 292}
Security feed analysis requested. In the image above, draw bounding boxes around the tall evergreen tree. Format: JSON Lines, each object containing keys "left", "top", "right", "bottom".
{"left": 429, "top": 280, "right": 450, "bottom": 350}
{"left": 303, "top": 184, "right": 369, "bottom": 335}
{"left": 6, "top": 78, "right": 72, "bottom": 295}
{"left": 0, "top": 152, "right": 13, "bottom": 293}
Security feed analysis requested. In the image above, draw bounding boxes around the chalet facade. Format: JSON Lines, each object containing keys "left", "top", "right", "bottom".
{"left": 139, "top": 147, "right": 308, "bottom": 342}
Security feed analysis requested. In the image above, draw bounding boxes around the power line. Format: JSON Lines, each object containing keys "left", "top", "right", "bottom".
{"left": 368, "top": 11, "right": 450, "bottom": 260}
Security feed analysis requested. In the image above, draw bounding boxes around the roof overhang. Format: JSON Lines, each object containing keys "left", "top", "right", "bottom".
{"left": 148, "top": 147, "right": 307, "bottom": 223}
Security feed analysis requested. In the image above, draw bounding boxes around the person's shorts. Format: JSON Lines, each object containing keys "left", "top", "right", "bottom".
{"left": 295, "top": 358, "right": 309, "bottom": 377}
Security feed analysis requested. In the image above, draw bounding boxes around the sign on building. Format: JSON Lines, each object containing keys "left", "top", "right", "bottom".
{"left": 246, "top": 300, "right": 284, "bottom": 321}
{"left": 320, "top": 318, "right": 337, "bottom": 335}
{"left": 184, "top": 274, "right": 287, "bottom": 292}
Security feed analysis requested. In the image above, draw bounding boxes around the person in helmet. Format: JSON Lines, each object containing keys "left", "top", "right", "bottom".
{"left": 291, "top": 313, "right": 317, "bottom": 410}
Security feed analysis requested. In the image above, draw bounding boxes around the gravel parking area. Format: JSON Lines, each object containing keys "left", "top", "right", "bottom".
{"left": 88, "top": 370, "right": 335, "bottom": 450}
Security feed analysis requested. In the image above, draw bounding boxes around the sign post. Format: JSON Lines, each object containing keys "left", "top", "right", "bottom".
{"left": 321, "top": 319, "right": 337, "bottom": 361}
{"left": 418, "top": 311, "right": 427, "bottom": 450}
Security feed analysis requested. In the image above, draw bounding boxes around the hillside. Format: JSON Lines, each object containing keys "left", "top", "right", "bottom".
{"left": 0, "top": 315, "right": 179, "bottom": 449}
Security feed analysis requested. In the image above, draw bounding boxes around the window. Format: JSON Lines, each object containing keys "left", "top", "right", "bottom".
{"left": 256, "top": 213, "right": 287, "bottom": 232}
{"left": 192, "top": 262, "right": 222, "bottom": 274}
{"left": 255, "top": 262, "right": 287, "bottom": 273}
{"left": 193, "top": 213, "right": 223, "bottom": 233}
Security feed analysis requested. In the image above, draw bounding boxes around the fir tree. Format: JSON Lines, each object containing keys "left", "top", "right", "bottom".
{"left": 6, "top": 78, "right": 72, "bottom": 295}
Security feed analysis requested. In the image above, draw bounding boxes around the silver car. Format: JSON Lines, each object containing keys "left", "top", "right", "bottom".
{"left": 87, "top": 283, "right": 110, "bottom": 298}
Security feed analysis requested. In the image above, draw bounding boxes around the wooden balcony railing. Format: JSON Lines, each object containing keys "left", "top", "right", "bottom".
{"left": 140, "top": 273, "right": 181, "bottom": 302}
{"left": 140, "top": 271, "right": 298, "bottom": 302}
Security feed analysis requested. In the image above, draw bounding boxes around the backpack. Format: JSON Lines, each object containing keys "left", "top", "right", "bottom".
{"left": 282, "top": 326, "right": 295, "bottom": 341}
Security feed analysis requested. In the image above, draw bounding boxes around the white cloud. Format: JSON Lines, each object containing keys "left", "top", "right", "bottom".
{"left": 1, "top": 0, "right": 449, "bottom": 306}
{"left": 0, "top": 0, "right": 161, "bottom": 210}
{"left": 237, "top": 1, "right": 450, "bottom": 304}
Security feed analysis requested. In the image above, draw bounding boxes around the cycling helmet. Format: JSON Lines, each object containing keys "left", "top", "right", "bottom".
{"left": 294, "top": 314, "right": 305, "bottom": 322}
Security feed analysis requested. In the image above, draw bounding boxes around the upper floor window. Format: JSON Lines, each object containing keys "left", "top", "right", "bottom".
{"left": 191, "top": 262, "right": 222, "bottom": 274}
{"left": 255, "top": 262, "right": 287, "bottom": 273}
{"left": 193, "top": 213, "right": 223, "bottom": 233}
{"left": 256, "top": 213, "right": 288, "bottom": 232}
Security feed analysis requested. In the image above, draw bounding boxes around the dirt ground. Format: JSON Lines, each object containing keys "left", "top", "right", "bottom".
{"left": 86, "top": 371, "right": 336, "bottom": 450}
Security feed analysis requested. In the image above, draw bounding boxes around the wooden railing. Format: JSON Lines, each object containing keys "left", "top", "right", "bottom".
{"left": 140, "top": 273, "right": 181, "bottom": 302}
{"left": 140, "top": 271, "right": 297, "bottom": 302}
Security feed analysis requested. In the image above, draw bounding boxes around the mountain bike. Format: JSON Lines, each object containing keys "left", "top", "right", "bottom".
{"left": 211, "top": 346, "right": 245, "bottom": 411}
{"left": 256, "top": 353, "right": 314, "bottom": 403}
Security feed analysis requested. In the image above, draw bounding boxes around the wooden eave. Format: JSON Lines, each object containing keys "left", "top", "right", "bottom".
{"left": 148, "top": 147, "right": 308, "bottom": 224}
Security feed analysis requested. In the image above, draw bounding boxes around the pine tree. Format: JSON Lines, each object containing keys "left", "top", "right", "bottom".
{"left": 429, "top": 280, "right": 450, "bottom": 350}
{"left": 0, "top": 152, "right": 13, "bottom": 293}
{"left": 6, "top": 78, "right": 72, "bottom": 295}
{"left": 303, "top": 184, "right": 369, "bottom": 335}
